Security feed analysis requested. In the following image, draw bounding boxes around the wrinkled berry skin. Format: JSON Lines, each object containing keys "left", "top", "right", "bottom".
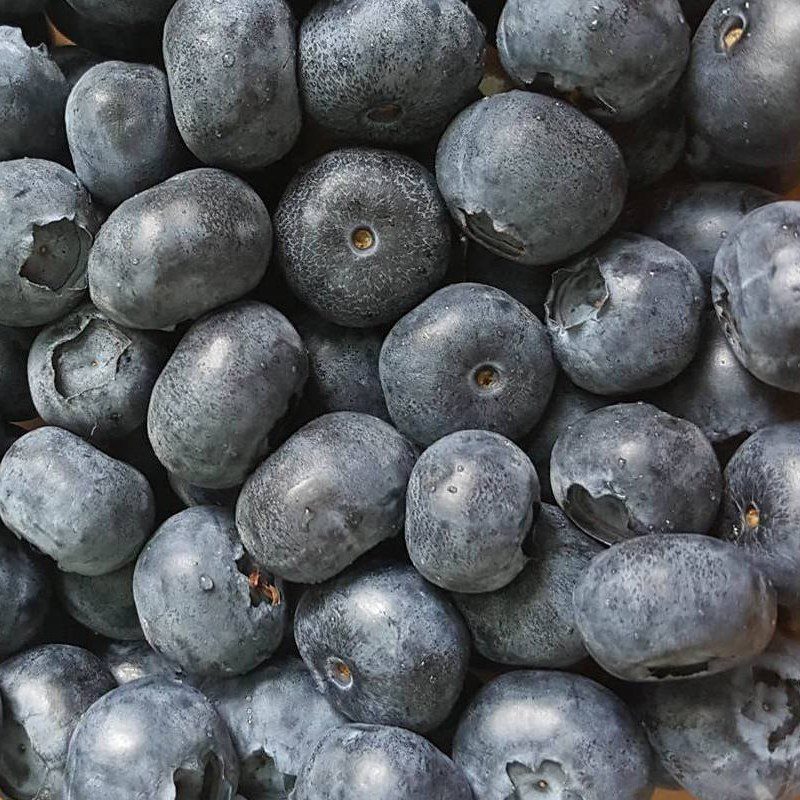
{"left": 0, "top": 645, "right": 115, "bottom": 800}
{"left": 298, "top": 0, "right": 485, "bottom": 146}
{"left": 550, "top": 403, "right": 722, "bottom": 545}
{"left": 0, "top": 426, "right": 155, "bottom": 575}
{"left": 236, "top": 412, "right": 416, "bottom": 584}
{"left": 276, "top": 148, "right": 451, "bottom": 328}
{"left": 0, "top": 325, "right": 35, "bottom": 421}
{"left": 638, "top": 634, "right": 800, "bottom": 800}
{"left": 380, "top": 283, "right": 556, "bottom": 447}
{"left": 546, "top": 234, "right": 704, "bottom": 395}
{"left": 64, "top": 677, "right": 239, "bottom": 800}
{"left": 88, "top": 169, "right": 272, "bottom": 331}
{"left": 453, "top": 670, "right": 653, "bottom": 800}
{"left": 28, "top": 303, "right": 170, "bottom": 442}
{"left": 292, "top": 724, "right": 473, "bottom": 800}
{"left": 203, "top": 657, "right": 348, "bottom": 800}
{"left": 406, "top": 429, "right": 540, "bottom": 593}
{"left": 436, "top": 91, "right": 627, "bottom": 265}
{"left": 574, "top": 534, "right": 776, "bottom": 682}
{"left": 66, "top": 61, "right": 187, "bottom": 208}
{"left": 294, "top": 562, "right": 470, "bottom": 733}
{"left": 168, "top": 472, "right": 241, "bottom": 509}
{"left": 452, "top": 504, "right": 602, "bottom": 668}
{"left": 148, "top": 301, "right": 307, "bottom": 489}
{"left": 713, "top": 201, "right": 800, "bottom": 393}
{"left": 164, "top": 0, "right": 301, "bottom": 171}
{"left": 0, "top": 158, "right": 101, "bottom": 328}
{"left": 133, "top": 506, "right": 287, "bottom": 678}
{"left": 98, "top": 640, "right": 187, "bottom": 686}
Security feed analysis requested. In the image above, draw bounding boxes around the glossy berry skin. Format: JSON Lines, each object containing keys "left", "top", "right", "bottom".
{"left": 452, "top": 504, "right": 602, "bottom": 668}
{"left": 298, "top": 0, "right": 485, "bottom": 146}
{"left": 236, "top": 412, "right": 416, "bottom": 584}
{"left": 64, "top": 677, "right": 239, "bottom": 800}
{"left": 546, "top": 234, "right": 705, "bottom": 395}
{"left": 28, "top": 303, "right": 170, "bottom": 442}
{"left": 203, "top": 657, "right": 348, "bottom": 800}
{"left": 164, "top": 0, "right": 301, "bottom": 171}
{"left": 133, "top": 506, "right": 287, "bottom": 678}
{"left": 436, "top": 91, "right": 627, "bottom": 266}
{"left": 294, "top": 562, "right": 470, "bottom": 734}
{"left": 276, "top": 148, "right": 451, "bottom": 328}
{"left": 0, "top": 645, "right": 115, "bottom": 800}
{"left": 453, "top": 670, "right": 653, "bottom": 800}
{"left": 98, "top": 640, "right": 187, "bottom": 686}
{"left": 712, "top": 201, "right": 800, "bottom": 393}
{"left": 148, "top": 301, "right": 307, "bottom": 489}
{"left": 292, "top": 724, "right": 473, "bottom": 800}
{"left": 88, "top": 169, "right": 272, "bottom": 331}
{"left": 405, "top": 429, "right": 540, "bottom": 593}
{"left": 0, "top": 426, "right": 155, "bottom": 575}
{"left": 380, "top": 283, "right": 556, "bottom": 447}
{"left": 0, "top": 158, "right": 101, "bottom": 328}
{"left": 0, "top": 325, "right": 34, "bottom": 421}
{"left": 550, "top": 403, "right": 722, "bottom": 545}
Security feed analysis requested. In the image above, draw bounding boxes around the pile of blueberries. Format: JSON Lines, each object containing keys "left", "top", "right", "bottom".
{"left": 1, "top": 0, "right": 800, "bottom": 798}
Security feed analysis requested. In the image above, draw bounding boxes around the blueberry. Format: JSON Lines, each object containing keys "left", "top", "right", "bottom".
{"left": 0, "top": 158, "right": 101, "bottom": 327}
{"left": 298, "top": 0, "right": 485, "bottom": 145}
{"left": 294, "top": 562, "right": 470, "bottom": 733}
{"left": 379, "top": 283, "right": 556, "bottom": 446}
{"left": 64, "top": 676, "right": 239, "bottom": 800}
{"left": 50, "top": 45, "right": 103, "bottom": 91}
{"left": 27, "top": 303, "right": 170, "bottom": 441}
{"left": 291, "top": 723, "right": 473, "bottom": 800}
{"left": 203, "top": 656, "right": 347, "bottom": 799}
{"left": 133, "top": 505, "right": 287, "bottom": 677}
{"left": 405, "top": 429, "right": 540, "bottom": 593}
{"left": 0, "top": 422, "right": 19, "bottom": 461}
{"left": 164, "top": 0, "right": 301, "bottom": 171}
{"left": 98, "top": 639, "right": 187, "bottom": 686}
{"left": 0, "top": 644, "right": 115, "bottom": 800}
{"left": 64, "top": 0, "right": 175, "bottom": 28}
{"left": 550, "top": 402, "right": 722, "bottom": 544}
{"left": 436, "top": 91, "right": 627, "bottom": 265}
{"left": 0, "top": 325, "right": 34, "bottom": 421}
{"left": 453, "top": 670, "right": 653, "bottom": 800}
{"left": 452, "top": 503, "right": 603, "bottom": 668}
{"left": 712, "top": 201, "right": 800, "bottom": 393}
{"left": 546, "top": 234, "right": 704, "bottom": 395}
{"left": 0, "top": 426, "right": 155, "bottom": 575}
{"left": 168, "top": 472, "right": 241, "bottom": 509}
{"left": 275, "top": 148, "right": 451, "bottom": 328}
{"left": 148, "top": 301, "right": 307, "bottom": 489}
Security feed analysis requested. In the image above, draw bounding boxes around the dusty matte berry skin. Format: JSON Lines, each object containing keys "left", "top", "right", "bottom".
{"left": 64, "top": 677, "right": 239, "bottom": 800}
{"left": 294, "top": 562, "right": 470, "bottom": 733}
{"left": 237, "top": 412, "right": 416, "bottom": 584}
{"left": 0, "top": 158, "right": 101, "bottom": 328}
{"left": 550, "top": 403, "right": 722, "bottom": 545}
{"left": 546, "top": 234, "right": 705, "bottom": 395}
{"left": 133, "top": 506, "right": 287, "bottom": 678}
{"left": 638, "top": 634, "right": 800, "bottom": 800}
{"left": 148, "top": 301, "right": 307, "bottom": 489}
{"left": 292, "top": 724, "right": 473, "bottom": 800}
{"left": 99, "top": 640, "right": 187, "bottom": 686}
{"left": 406, "top": 429, "right": 540, "bottom": 593}
{"left": 453, "top": 670, "right": 653, "bottom": 800}
{"left": 436, "top": 91, "right": 627, "bottom": 266}
{"left": 0, "top": 426, "right": 155, "bottom": 575}
{"left": 164, "top": 0, "right": 300, "bottom": 171}
{"left": 380, "top": 283, "right": 556, "bottom": 447}
{"left": 0, "top": 325, "right": 34, "bottom": 421}
{"left": 65, "top": 61, "right": 186, "bottom": 208}
{"left": 203, "top": 657, "right": 348, "bottom": 800}
{"left": 28, "top": 303, "right": 170, "bottom": 442}
{"left": 452, "top": 503, "right": 602, "bottom": 668}
{"left": 713, "top": 201, "right": 800, "bottom": 393}
{"left": 574, "top": 534, "right": 776, "bottom": 682}
{"left": 88, "top": 169, "right": 272, "bottom": 331}
{"left": 298, "top": 0, "right": 485, "bottom": 145}
{"left": 0, "top": 645, "right": 115, "bottom": 800}
{"left": 169, "top": 472, "right": 241, "bottom": 509}
{"left": 276, "top": 148, "right": 451, "bottom": 328}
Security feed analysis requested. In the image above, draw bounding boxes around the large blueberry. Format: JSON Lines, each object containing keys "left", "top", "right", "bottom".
{"left": 380, "top": 283, "right": 556, "bottom": 446}
{"left": 0, "top": 325, "right": 34, "bottom": 421}
{"left": 98, "top": 639, "right": 187, "bottom": 686}
{"left": 550, "top": 402, "right": 722, "bottom": 544}
{"left": 436, "top": 91, "right": 627, "bottom": 265}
